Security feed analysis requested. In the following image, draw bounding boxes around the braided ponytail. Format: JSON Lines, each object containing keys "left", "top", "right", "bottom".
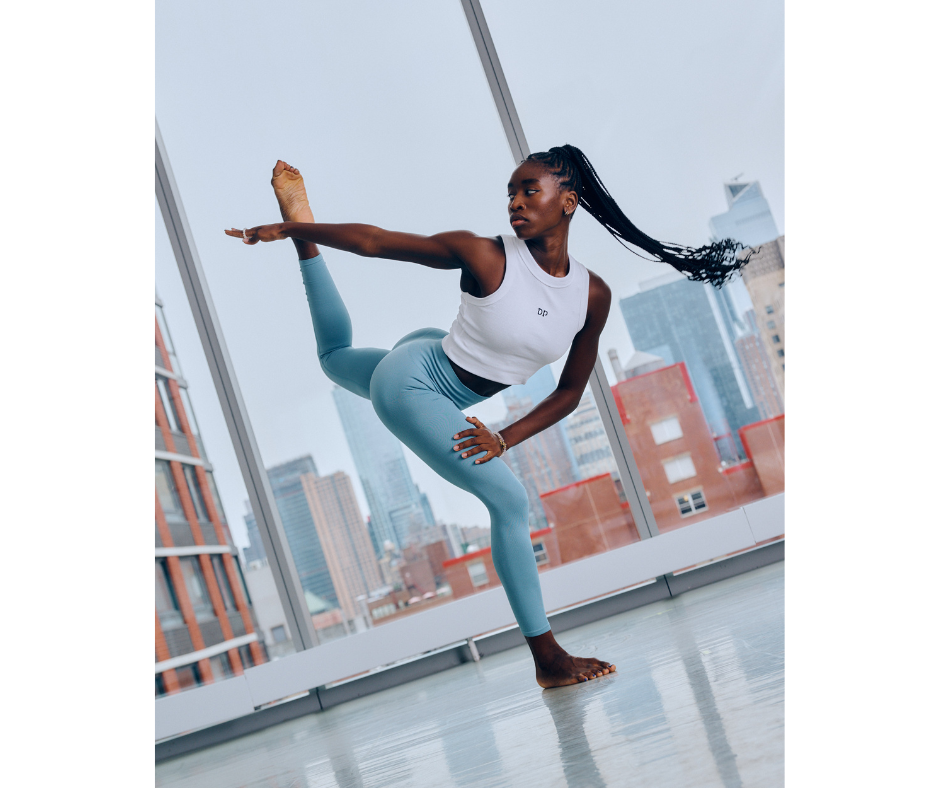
{"left": 526, "top": 145, "right": 752, "bottom": 287}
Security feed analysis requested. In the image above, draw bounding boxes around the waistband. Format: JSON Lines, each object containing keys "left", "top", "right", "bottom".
{"left": 418, "top": 337, "right": 490, "bottom": 411}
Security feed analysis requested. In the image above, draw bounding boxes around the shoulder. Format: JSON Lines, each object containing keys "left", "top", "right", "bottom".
{"left": 431, "top": 231, "right": 505, "bottom": 268}
{"left": 586, "top": 269, "right": 611, "bottom": 310}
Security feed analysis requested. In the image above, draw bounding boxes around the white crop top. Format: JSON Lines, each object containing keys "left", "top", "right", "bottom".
{"left": 441, "top": 234, "right": 591, "bottom": 385}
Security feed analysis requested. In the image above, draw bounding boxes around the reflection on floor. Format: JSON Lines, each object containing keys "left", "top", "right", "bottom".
{"left": 156, "top": 562, "right": 784, "bottom": 788}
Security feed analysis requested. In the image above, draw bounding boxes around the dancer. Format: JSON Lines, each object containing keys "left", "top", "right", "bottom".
{"left": 226, "top": 146, "right": 747, "bottom": 687}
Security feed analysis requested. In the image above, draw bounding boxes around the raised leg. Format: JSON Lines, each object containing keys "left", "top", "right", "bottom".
{"left": 273, "top": 161, "right": 389, "bottom": 399}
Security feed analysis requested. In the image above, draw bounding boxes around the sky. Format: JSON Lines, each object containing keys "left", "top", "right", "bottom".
{"left": 155, "top": 0, "right": 784, "bottom": 549}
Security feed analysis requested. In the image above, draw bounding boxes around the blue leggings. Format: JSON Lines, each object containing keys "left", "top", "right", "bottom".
{"left": 300, "top": 254, "right": 550, "bottom": 637}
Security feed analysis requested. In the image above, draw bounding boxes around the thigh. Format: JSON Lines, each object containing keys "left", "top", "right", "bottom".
{"left": 369, "top": 348, "right": 517, "bottom": 504}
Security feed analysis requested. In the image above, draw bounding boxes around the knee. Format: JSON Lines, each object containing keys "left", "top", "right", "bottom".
{"left": 486, "top": 474, "right": 529, "bottom": 523}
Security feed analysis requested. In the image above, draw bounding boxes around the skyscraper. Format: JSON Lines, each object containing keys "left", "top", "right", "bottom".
{"left": 619, "top": 276, "right": 760, "bottom": 459}
{"left": 740, "top": 236, "right": 785, "bottom": 401}
{"left": 734, "top": 310, "right": 783, "bottom": 419}
{"left": 708, "top": 180, "right": 780, "bottom": 249}
{"left": 332, "top": 386, "right": 434, "bottom": 551}
{"left": 265, "top": 456, "right": 339, "bottom": 610}
{"left": 301, "top": 471, "right": 383, "bottom": 623}
{"left": 565, "top": 388, "right": 619, "bottom": 480}
{"left": 501, "top": 364, "right": 580, "bottom": 481}
{"left": 155, "top": 296, "right": 265, "bottom": 696}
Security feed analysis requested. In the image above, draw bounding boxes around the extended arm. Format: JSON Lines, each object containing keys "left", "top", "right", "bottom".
{"left": 226, "top": 221, "right": 505, "bottom": 288}
{"left": 453, "top": 272, "right": 612, "bottom": 463}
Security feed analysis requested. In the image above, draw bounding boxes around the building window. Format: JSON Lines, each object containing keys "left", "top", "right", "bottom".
{"left": 179, "top": 387, "right": 199, "bottom": 435}
{"left": 209, "top": 653, "right": 234, "bottom": 681}
{"left": 182, "top": 465, "right": 210, "bottom": 522}
{"left": 205, "top": 472, "right": 226, "bottom": 523}
{"left": 777, "top": 349, "right": 785, "bottom": 357}
{"left": 211, "top": 555, "right": 236, "bottom": 611}
{"left": 650, "top": 416, "right": 683, "bottom": 445}
{"left": 175, "top": 663, "right": 202, "bottom": 690}
{"left": 156, "top": 377, "right": 181, "bottom": 432}
{"left": 662, "top": 454, "right": 697, "bottom": 484}
{"left": 156, "top": 559, "right": 184, "bottom": 627}
{"left": 767, "top": 320, "right": 776, "bottom": 329}
{"left": 765, "top": 305, "right": 775, "bottom": 314}
{"left": 468, "top": 561, "right": 489, "bottom": 587}
{"left": 155, "top": 673, "right": 166, "bottom": 697}
{"left": 233, "top": 556, "right": 252, "bottom": 606}
{"left": 271, "top": 625, "right": 287, "bottom": 643}
{"left": 155, "top": 460, "right": 185, "bottom": 521}
{"left": 179, "top": 556, "right": 215, "bottom": 622}
{"left": 676, "top": 490, "right": 708, "bottom": 517}
{"left": 532, "top": 541, "right": 549, "bottom": 566}
{"left": 772, "top": 334, "right": 781, "bottom": 343}
{"left": 238, "top": 644, "right": 254, "bottom": 669}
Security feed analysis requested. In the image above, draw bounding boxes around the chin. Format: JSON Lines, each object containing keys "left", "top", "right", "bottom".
{"left": 510, "top": 223, "right": 533, "bottom": 238}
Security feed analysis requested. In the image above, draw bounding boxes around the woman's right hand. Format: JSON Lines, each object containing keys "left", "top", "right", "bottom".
{"left": 224, "top": 224, "right": 285, "bottom": 245}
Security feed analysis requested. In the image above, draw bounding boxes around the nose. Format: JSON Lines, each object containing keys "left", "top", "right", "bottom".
{"left": 509, "top": 194, "right": 524, "bottom": 213}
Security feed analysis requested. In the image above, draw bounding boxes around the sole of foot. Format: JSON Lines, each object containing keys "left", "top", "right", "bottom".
{"left": 271, "top": 160, "right": 314, "bottom": 223}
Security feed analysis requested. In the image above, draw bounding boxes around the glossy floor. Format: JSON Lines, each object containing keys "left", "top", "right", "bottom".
{"left": 156, "top": 562, "right": 784, "bottom": 788}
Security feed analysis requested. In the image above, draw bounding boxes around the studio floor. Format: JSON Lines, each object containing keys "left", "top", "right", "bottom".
{"left": 156, "top": 561, "right": 784, "bottom": 788}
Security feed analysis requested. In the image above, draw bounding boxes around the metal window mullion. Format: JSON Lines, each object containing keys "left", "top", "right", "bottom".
{"left": 459, "top": 0, "right": 659, "bottom": 538}
{"left": 155, "top": 120, "right": 318, "bottom": 650}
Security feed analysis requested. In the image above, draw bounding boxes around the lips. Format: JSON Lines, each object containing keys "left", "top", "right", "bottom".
{"left": 510, "top": 216, "right": 528, "bottom": 226}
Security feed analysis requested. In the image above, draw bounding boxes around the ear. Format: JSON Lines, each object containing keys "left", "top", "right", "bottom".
{"left": 563, "top": 191, "right": 579, "bottom": 216}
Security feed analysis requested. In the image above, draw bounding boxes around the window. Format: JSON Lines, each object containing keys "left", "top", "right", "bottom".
{"left": 183, "top": 465, "right": 210, "bottom": 522}
{"left": 156, "top": 376, "right": 181, "bottom": 432}
{"left": 175, "top": 663, "right": 202, "bottom": 690}
{"left": 179, "top": 387, "right": 199, "bottom": 435}
{"left": 211, "top": 554, "right": 236, "bottom": 611}
{"left": 238, "top": 644, "right": 254, "bottom": 669}
{"left": 662, "top": 454, "right": 697, "bottom": 484}
{"left": 271, "top": 625, "right": 287, "bottom": 643}
{"left": 155, "top": 559, "right": 183, "bottom": 627}
{"left": 532, "top": 541, "right": 549, "bottom": 566}
{"left": 767, "top": 320, "right": 776, "bottom": 329}
{"left": 468, "top": 561, "right": 489, "bottom": 587}
{"left": 209, "top": 653, "right": 233, "bottom": 681}
{"left": 765, "top": 305, "right": 775, "bottom": 314}
{"left": 650, "top": 416, "right": 683, "bottom": 445}
{"left": 777, "top": 349, "right": 785, "bottom": 358}
{"left": 233, "top": 556, "right": 251, "bottom": 606}
{"left": 156, "top": 673, "right": 166, "bottom": 697}
{"left": 155, "top": 460, "right": 185, "bottom": 520}
{"left": 778, "top": 281, "right": 785, "bottom": 287}
{"left": 205, "top": 472, "right": 226, "bottom": 523}
{"left": 179, "top": 556, "right": 215, "bottom": 621}
{"left": 772, "top": 334, "right": 781, "bottom": 344}
{"left": 676, "top": 490, "right": 708, "bottom": 517}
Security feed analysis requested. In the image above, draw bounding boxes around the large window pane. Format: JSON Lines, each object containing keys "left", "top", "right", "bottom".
{"left": 482, "top": 0, "right": 785, "bottom": 534}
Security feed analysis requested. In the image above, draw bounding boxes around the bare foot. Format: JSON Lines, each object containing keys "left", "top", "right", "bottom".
{"left": 271, "top": 160, "right": 318, "bottom": 259}
{"left": 271, "top": 160, "right": 314, "bottom": 223}
{"left": 526, "top": 630, "right": 616, "bottom": 689}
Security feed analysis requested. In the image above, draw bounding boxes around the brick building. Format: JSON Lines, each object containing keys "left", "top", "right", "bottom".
{"left": 155, "top": 297, "right": 265, "bottom": 696}
{"left": 612, "top": 361, "right": 766, "bottom": 532}
{"left": 539, "top": 474, "right": 640, "bottom": 563}
{"left": 442, "top": 528, "right": 560, "bottom": 599}
{"left": 740, "top": 415, "right": 785, "bottom": 496}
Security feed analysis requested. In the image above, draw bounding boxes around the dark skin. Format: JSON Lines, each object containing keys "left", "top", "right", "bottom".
{"left": 226, "top": 160, "right": 615, "bottom": 687}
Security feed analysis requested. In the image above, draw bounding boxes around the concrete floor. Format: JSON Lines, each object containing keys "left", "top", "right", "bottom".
{"left": 156, "top": 562, "right": 784, "bottom": 788}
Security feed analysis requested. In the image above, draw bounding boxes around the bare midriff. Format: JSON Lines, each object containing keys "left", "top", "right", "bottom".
{"left": 447, "top": 357, "right": 510, "bottom": 398}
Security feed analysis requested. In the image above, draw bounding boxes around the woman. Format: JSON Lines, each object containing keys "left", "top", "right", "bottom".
{"left": 226, "top": 146, "right": 747, "bottom": 687}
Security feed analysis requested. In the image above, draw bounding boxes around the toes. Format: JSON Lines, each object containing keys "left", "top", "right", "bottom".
{"left": 273, "top": 160, "right": 286, "bottom": 176}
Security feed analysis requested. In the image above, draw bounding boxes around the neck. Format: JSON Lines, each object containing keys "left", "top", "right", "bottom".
{"left": 525, "top": 229, "right": 570, "bottom": 278}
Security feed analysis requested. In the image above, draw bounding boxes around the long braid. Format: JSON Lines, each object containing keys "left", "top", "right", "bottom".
{"left": 526, "top": 145, "right": 752, "bottom": 287}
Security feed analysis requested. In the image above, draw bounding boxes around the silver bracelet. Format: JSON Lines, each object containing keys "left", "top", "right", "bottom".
{"left": 493, "top": 431, "right": 508, "bottom": 456}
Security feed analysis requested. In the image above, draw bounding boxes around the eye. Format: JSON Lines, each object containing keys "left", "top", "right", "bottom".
{"left": 526, "top": 189, "right": 538, "bottom": 195}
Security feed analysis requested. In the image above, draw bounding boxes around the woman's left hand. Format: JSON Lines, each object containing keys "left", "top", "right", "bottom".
{"left": 452, "top": 416, "right": 505, "bottom": 465}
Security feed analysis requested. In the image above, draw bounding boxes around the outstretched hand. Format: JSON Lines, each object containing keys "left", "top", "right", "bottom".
{"left": 224, "top": 224, "right": 285, "bottom": 245}
{"left": 453, "top": 416, "right": 505, "bottom": 465}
